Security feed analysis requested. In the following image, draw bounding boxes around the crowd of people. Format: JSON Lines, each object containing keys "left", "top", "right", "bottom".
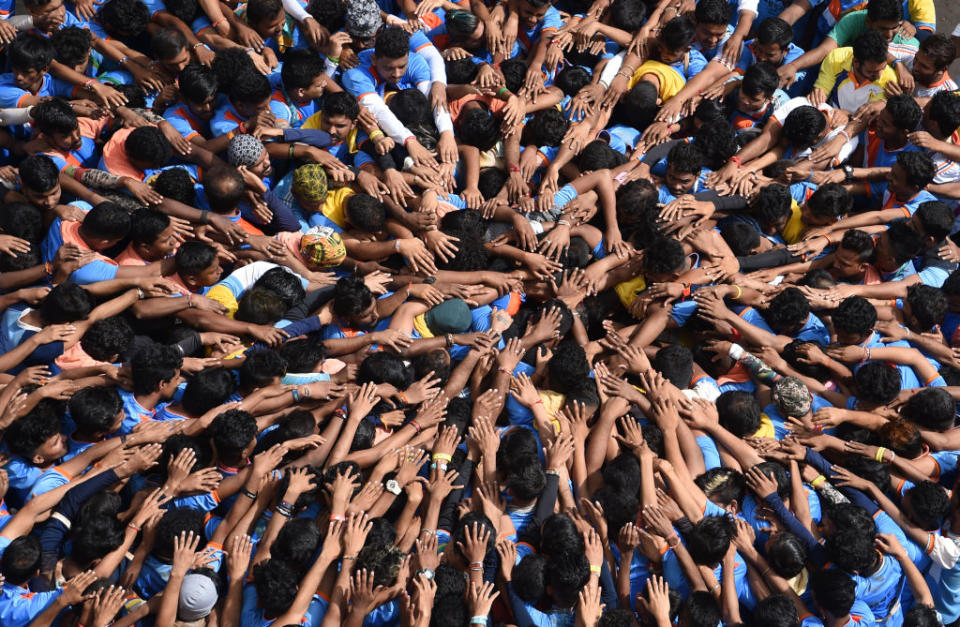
{"left": 0, "top": 0, "right": 958, "bottom": 624}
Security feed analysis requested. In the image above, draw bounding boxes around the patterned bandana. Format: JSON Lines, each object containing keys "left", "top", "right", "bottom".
{"left": 299, "top": 226, "right": 346, "bottom": 268}
{"left": 292, "top": 163, "right": 329, "bottom": 203}
{"left": 226, "top": 134, "right": 264, "bottom": 167}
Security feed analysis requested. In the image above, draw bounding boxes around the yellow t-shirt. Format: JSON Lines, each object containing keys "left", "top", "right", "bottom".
{"left": 320, "top": 186, "right": 355, "bottom": 229}
{"left": 629, "top": 60, "right": 686, "bottom": 103}
{"left": 300, "top": 112, "right": 360, "bottom": 154}
{"left": 614, "top": 275, "right": 647, "bottom": 307}
{"left": 781, "top": 200, "right": 805, "bottom": 245}
{"left": 813, "top": 47, "right": 897, "bottom": 113}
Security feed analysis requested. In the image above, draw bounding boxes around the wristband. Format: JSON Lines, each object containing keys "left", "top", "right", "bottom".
{"left": 497, "top": 86, "right": 510, "bottom": 97}
{"left": 288, "top": 144, "right": 296, "bottom": 159}
{"left": 343, "top": 554, "right": 357, "bottom": 560}
{"left": 875, "top": 446, "right": 887, "bottom": 463}
{"left": 211, "top": 16, "right": 227, "bottom": 28}
{"left": 589, "top": 564, "right": 602, "bottom": 574}
{"left": 727, "top": 343, "right": 745, "bottom": 361}
{"left": 83, "top": 78, "right": 97, "bottom": 92}
{"left": 192, "top": 42, "right": 206, "bottom": 50}
{"left": 729, "top": 156, "right": 741, "bottom": 166}
{"left": 470, "top": 618, "right": 489, "bottom": 626}
{"left": 327, "top": 55, "right": 340, "bottom": 64}
{"left": 810, "top": 475, "right": 826, "bottom": 488}
{"left": 409, "top": 419, "right": 422, "bottom": 433}
{"left": 369, "top": 129, "right": 384, "bottom": 140}
{"left": 333, "top": 408, "right": 347, "bottom": 421}
{"left": 330, "top": 514, "right": 346, "bottom": 522}
{"left": 508, "top": 163, "right": 520, "bottom": 173}
{"left": 242, "top": 488, "right": 258, "bottom": 500}
{"left": 499, "top": 368, "right": 512, "bottom": 375}
{"left": 127, "top": 523, "right": 142, "bottom": 532}
{"left": 432, "top": 453, "right": 453, "bottom": 462}
{"left": 200, "top": 209, "right": 210, "bottom": 224}
{"left": 274, "top": 505, "right": 293, "bottom": 518}
{"left": 394, "top": 239, "right": 402, "bottom": 252}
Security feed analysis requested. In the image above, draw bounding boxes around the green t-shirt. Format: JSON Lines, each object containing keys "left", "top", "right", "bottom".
{"left": 827, "top": 10, "right": 919, "bottom": 48}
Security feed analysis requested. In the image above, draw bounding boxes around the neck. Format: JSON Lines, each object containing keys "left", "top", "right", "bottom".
{"left": 886, "top": 134, "right": 908, "bottom": 150}
{"left": 135, "top": 391, "right": 163, "bottom": 410}
{"left": 824, "top": 614, "right": 852, "bottom": 627}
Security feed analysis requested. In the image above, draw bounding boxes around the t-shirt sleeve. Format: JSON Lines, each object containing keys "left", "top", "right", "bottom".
{"left": 814, "top": 48, "right": 849, "bottom": 95}
{"left": 71, "top": 259, "right": 119, "bottom": 284}
{"left": 342, "top": 67, "right": 378, "bottom": 98}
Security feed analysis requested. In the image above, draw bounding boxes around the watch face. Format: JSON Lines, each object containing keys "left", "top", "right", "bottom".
{"left": 386, "top": 479, "right": 401, "bottom": 494}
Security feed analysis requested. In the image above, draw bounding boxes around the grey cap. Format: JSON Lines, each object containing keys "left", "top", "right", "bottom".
{"left": 345, "top": 0, "right": 382, "bottom": 38}
{"left": 178, "top": 573, "right": 218, "bottom": 621}
{"left": 226, "top": 133, "right": 264, "bottom": 167}
{"left": 772, "top": 376, "right": 812, "bottom": 418}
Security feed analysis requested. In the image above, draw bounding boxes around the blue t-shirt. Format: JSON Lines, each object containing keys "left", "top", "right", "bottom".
{"left": 342, "top": 49, "right": 432, "bottom": 98}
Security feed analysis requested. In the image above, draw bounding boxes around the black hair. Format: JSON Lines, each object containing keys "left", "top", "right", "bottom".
{"left": 687, "top": 515, "right": 734, "bottom": 565}
{"left": 915, "top": 200, "right": 953, "bottom": 241}
{"left": 512, "top": 553, "right": 548, "bottom": 603}
{"left": 82, "top": 202, "right": 131, "bottom": 241}
{"left": 854, "top": 361, "right": 901, "bottom": 405}
{"left": 150, "top": 28, "right": 187, "bottom": 62}
{"left": 445, "top": 9, "right": 479, "bottom": 40}
{"left": 210, "top": 408, "right": 257, "bottom": 461}
{"left": 666, "top": 141, "right": 703, "bottom": 175}
{"left": 906, "top": 480, "right": 950, "bottom": 530}
{"left": 928, "top": 91, "right": 960, "bottom": 137}
{"left": 4, "top": 408, "right": 62, "bottom": 459}
{"left": 906, "top": 283, "right": 947, "bottom": 330}
{"left": 719, "top": 222, "right": 760, "bottom": 257}
{"left": 271, "top": 517, "right": 320, "bottom": 575}
{"left": 345, "top": 193, "right": 387, "bottom": 232}
{"left": 839, "top": 229, "right": 875, "bottom": 262}
{"left": 124, "top": 126, "right": 172, "bottom": 169}
{"left": 897, "top": 151, "right": 936, "bottom": 190}
{"left": 254, "top": 267, "right": 305, "bottom": 309}
{"left": 694, "top": 122, "right": 738, "bottom": 170}
{"left": 742, "top": 62, "right": 780, "bottom": 99}
{"left": 918, "top": 33, "right": 957, "bottom": 71}
{"left": 278, "top": 338, "right": 326, "bottom": 373}
{"left": 357, "top": 351, "right": 412, "bottom": 390}
{"left": 694, "top": 0, "right": 731, "bottom": 25}
{"left": 211, "top": 49, "right": 259, "bottom": 95}
{"left": 885, "top": 93, "right": 922, "bottom": 132}
{"left": 458, "top": 106, "right": 500, "bottom": 152}
{"left": 767, "top": 532, "right": 808, "bottom": 578}
{"left": 547, "top": 551, "right": 591, "bottom": 607}
{"left": 833, "top": 296, "right": 877, "bottom": 339}
{"left": 1, "top": 536, "right": 41, "bottom": 585}
{"left": 324, "top": 90, "right": 359, "bottom": 119}
{"left": 253, "top": 559, "right": 299, "bottom": 617}
{"left": 884, "top": 220, "right": 925, "bottom": 266}
{"left": 852, "top": 30, "right": 888, "bottom": 65}
{"left": 9, "top": 32, "right": 55, "bottom": 71}
{"left": 763, "top": 287, "right": 809, "bottom": 334}
{"left": 601, "top": 452, "right": 641, "bottom": 495}
{"left": 901, "top": 387, "right": 956, "bottom": 431}
{"left": 81, "top": 316, "right": 135, "bottom": 362}
{"left": 904, "top": 605, "right": 941, "bottom": 627}
{"left": 229, "top": 69, "right": 272, "bottom": 105}
{"left": 695, "top": 467, "right": 746, "bottom": 509}
{"left": 716, "top": 390, "right": 762, "bottom": 437}
{"left": 163, "top": 0, "right": 199, "bottom": 22}
{"left": 500, "top": 58, "right": 528, "bottom": 93}
{"left": 643, "top": 237, "right": 686, "bottom": 275}
{"left": 808, "top": 183, "right": 852, "bottom": 218}
{"left": 239, "top": 349, "right": 286, "bottom": 389}
{"left": 681, "top": 591, "right": 722, "bottom": 627}
{"left": 522, "top": 108, "right": 569, "bottom": 147}
{"left": 39, "top": 281, "right": 93, "bottom": 323}
{"left": 131, "top": 342, "right": 183, "bottom": 395}
{"left": 178, "top": 63, "right": 218, "bottom": 104}
{"left": 152, "top": 167, "right": 195, "bottom": 206}
{"left": 752, "top": 183, "right": 792, "bottom": 227}
{"left": 51, "top": 26, "right": 92, "bottom": 68}
{"left": 653, "top": 344, "right": 693, "bottom": 389}
{"left": 660, "top": 16, "right": 696, "bottom": 52}
{"left": 246, "top": 0, "right": 283, "bottom": 24}
{"left": 98, "top": 0, "right": 150, "bottom": 36}
{"left": 69, "top": 386, "right": 123, "bottom": 436}
{"left": 782, "top": 106, "right": 826, "bottom": 149}
{"left": 756, "top": 17, "right": 793, "bottom": 48}
{"left": 555, "top": 65, "right": 591, "bottom": 97}
{"left": 866, "top": 0, "right": 900, "bottom": 22}
{"left": 749, "top": 594, "right": 799, "bottom": 627}
{"left": 236, "top": 287, "right": 286, "bottom": 326}
{"left": 281, "top": 48, "right": 324, "bottom": 91}
{"left": 182, "top": 368, "right": 237, "bottom": 416}
{"left": 609, "top": 0, "right": 646, "bottom": 30}
{"left": 825, "top": 529, "right": 876, "bottom": 572}
{"left": 204, "top": 167, "right": 246, "bottom": 214}
{"left": 446, "top": 57, "right": 479, "bottom": 84}
{"left": 505, "top": 455, "right": 547, "bottom": 501}
{"left": 128, "top": 207, "right": 172, "bottom": 247}
{"left": 19, "top": 154, "right": 60, "bottom": 194}
{"left": 32, "top": 97, "right": 79, "bottom": 136}
{"left": 332, "top": 275, "right": 374, "bottom": 319}
{"left": 810, "top": 569, "right": 856, "bottom": 617}
{"left": 175, "top": 240, "right": 217, "bottom": 276}
{"left": 375, "top": 28, "right": 409, "bottom": 59}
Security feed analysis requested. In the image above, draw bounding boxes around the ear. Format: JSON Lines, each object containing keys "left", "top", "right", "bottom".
{"left": 724, "top": 499, "right": 739, "bottom": 515}
{"left": 31, "top": 454, "right": 45, "bottom": 465}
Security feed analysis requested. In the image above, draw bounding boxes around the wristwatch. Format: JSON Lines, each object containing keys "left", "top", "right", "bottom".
{"left": 842, "top": 165, "right": 854, "bottom": 182}
{"left": 423, "top": 277, "right": 437, "bottom": 284}
{"left": 416, "top": 568, "right": 435, "bottom": 580}
{"left": 385, "top": 479, "right": 402, "bottom": 495}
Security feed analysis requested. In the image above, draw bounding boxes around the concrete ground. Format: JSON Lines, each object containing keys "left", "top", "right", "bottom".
{"left": 938, "top": 0, "right": 960, "bottom": 76}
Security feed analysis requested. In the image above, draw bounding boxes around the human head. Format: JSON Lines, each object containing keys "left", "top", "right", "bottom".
{"left": 665, "top": 142, "right": 703, "bottom": 197}
{"left": 80, "top": 317, "right": 135, "bottom": 363}
{"left": 131, "top": 342, "right": 183, "bottom": 398}
{"left": 851, "top": 31, "right": 889, "bottom": 83}
{"left": 782, "top": 106, "right": 827, "bottom": 150}
{"left": 802, "top": 183, "right": 851, "bottom": 226}
{"left": 772, "top": 377, "right": 811, "bottom": 418}
{"left": 888, "top": 151, "right": 935, "bottom": 201}
{"left": 458, "top": 106, "right": 500, "bottom": 152}
{"left": 752, "top": 183, "right": 793, "bottom": 235}
{"left": 150, "top": 28, "right": 190, "bottom": 76}
{"left": 905, "top": 283, "right": 947, "bottom": 331}
{"left": 226, "top": 133, "right": 270, "bottom": 178}
{"left": 252, "top": 559, "right": 299, "bottom": 618}
{"left": 23, "top": 0, "right": 66, "bottom": 37}
{"left": 98, "top": 0, "right": 149, "bottom": 38}
{"left": 281, "top": 48, "right": 327, "bottom": 102}
{"left": 445, "top": 9, "right": 483, "bottom": 48}
{"left": 810, "top": 570, "right": 856, "bottom": 619}
{"left": 903, "top": 481, "right": 949, "bottom": 530}
{"left": 373, "top": 28, "right": 410, "bottom": 85}
{"left": 344, "top": 0, "right": 381, "bottom": 40}
{"left": 877, "top": 94, "right": 922, "bottom": 143}
{"left": 68, "top": 386, "right": 123, "bottom": 438}
{"left": 129, "top": 207, "right": 176, "bottom": 261}
{"left": 245, "top": 0, "right": 285, "bottom": 39}
{"left": 210, "top": 408, "right": 258, "bottom": 465}
{"left": 203, "top": 166, "right": 246, "bottom": 214}
{"left": 238, "top": 349, "right": 286, "bottom": 391}
{"left": 913, "top": 34, "right": 956, "bottom": 86}
{"left": 124, "top": 126, "right": 173, "bottom": 172}
{"left": 32, "top": 97, "right": 81, "bottom": 151}
{"left": 332, "top": 275, "right": 378, "bottom": 330}
{"left": 182, "top": 368, "right": 237, "bottom": 416}
{"left": 80, "top": 202, "right": 131, "bottom": 250}
{"left": 174, "top": 240, "right": 222, "bottom": 289}
{"left": 153, "top": 167, "right": 196, "bottom": 205}
{"left": 753, "top": 18, "right": 793, "bottom": 64}
{"left": 829, "top": 229, "right": 874, "bottom": 280}
{"left": 864, "top": 0, "right": 903, "bottom": 42}
{"left": 925, "top": 91, "right": 960, "bottom": 139}
{"left": 658, "top": 16, "right": 696, "bottom": 64}
{"left": 693, "top": 0, "right": 731, "bottom": 52}
{"left": 514, "top": 0, "right": 553, "bottom": 31}
{"left": 854, "top": 361, "right": 901, "bottom": 407}
{"left": 739, "top": 62, "right": 780, "bottom": 114}
{"left": 38, "top": 281, "right": 93, "bottom": 323}
{"left": 229, "top": 69, "right": 272, "bottom": 118}
{"left": 913, "top": 200, "right": 953, "bottom": 244}
{"left": 4, "top": 407, "right": 67, "bottom": 465}
{"left": 901, "top": 387, "right": 955, "bottom": 431}
{"left": 643, "top": 237, "right": 686, "bottom": 281}
{"left": 178, "top": 63, "right": 218, "bottom": 121}
{"left": 833, "top": 296, "right": 877, "bottom": 344}
{"left": 716, "top": 391, "right": 761, "bottom": 437}
{"left": 763, "top": 287, "right": 810, "bottom": 335}
{"left": 686, "top": 516, "right": 734, "bottom": 566}
{"left": 695, "top": 468, "right": 746, "bottom": 514}
{"left": 873, "top": 220, "right": 924, "bottom": 273}
{"left": 750, "top": 594, "right": 800, "bottom": 627}
{"left": 1, "top": 537, "right": 42, "bottom": 585}
{"left": 291, "top": 163, "right": 329, "bottom": 212}
{"left": 346, "top": 193, "right": 386, "bottom": 233}
{"left": 9, "top": 32, "right": 54, "bottom": 93}
{"left": 320, "top": 91, "right": 359, "bottom": 144}
{"left": 50, "top": 26, "right": 92, "bottom": 73}
{"left": 18, "top": 154, "right": 61, "bottom": 211}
